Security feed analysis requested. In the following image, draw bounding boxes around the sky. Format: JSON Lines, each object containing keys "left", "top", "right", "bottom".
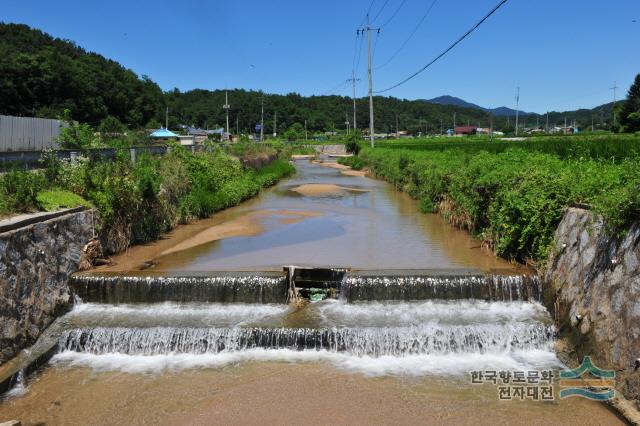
{"left": 3, "top": 0, "right": 640, "bottom": 113}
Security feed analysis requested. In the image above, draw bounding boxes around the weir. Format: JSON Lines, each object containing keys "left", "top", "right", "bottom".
{"left": 69, "top": 268, "right": 541, "bottom": 304}
{"left": 1, "top": 266, "right": 554, "bottom": 396}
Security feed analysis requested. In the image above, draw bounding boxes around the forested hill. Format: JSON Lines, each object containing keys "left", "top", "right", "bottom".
{"left": 0, "top": 23, "right": 620, "bottom": 133}
{"left": 0, "top": 23, "right": 164, "bottom": 127}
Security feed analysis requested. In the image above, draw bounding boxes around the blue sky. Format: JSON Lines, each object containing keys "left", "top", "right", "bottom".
{"left": 4, "top": 0, "right": 640, "bottom": 113}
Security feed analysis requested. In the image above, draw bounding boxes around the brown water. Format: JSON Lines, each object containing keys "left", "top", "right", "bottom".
{"left": 101, "top": 159, "right": 519, "bottom": 273}
{"left": 0, "top": 363, "right": 623, "bottom": 425}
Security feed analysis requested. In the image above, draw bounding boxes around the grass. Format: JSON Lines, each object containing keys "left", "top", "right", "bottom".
{"left": 337, "top": 156, "right": 364, "bottom": 170}
{"left": 357, "top": 146, "right": 640, "bottom": 264}
{"left": 36, "top": 189, "right": 91, "bottom": 211}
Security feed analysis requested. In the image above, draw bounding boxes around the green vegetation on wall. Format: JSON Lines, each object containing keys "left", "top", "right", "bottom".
{"left": 0, "top": 145, "right": 294, "bottom": 252}
{"left": 357, "top": 142, "right": 640, "bottom": 264}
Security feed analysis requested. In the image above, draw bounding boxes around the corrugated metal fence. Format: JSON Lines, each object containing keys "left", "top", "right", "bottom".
{"left": 0, "top": 115, "right": 62, "bottom": 151}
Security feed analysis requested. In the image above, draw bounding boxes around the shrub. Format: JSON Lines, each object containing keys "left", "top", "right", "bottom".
{"left": 0, "top": 169, "right": 46, "bottom": 212}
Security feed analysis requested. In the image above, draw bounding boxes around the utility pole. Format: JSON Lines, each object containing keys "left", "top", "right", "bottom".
{"left": 358, "top": 15, "right": 380, "bottom": 148}
{"left": 395, "top": 114, "right": 399, "bottom": 137}
{"left": 304, "top": 119, "right": 308, "bottom": 141}
{"left": 165, "top": 106, "right": 169, "bottom": 129}
{"left": 610, "top": 81, "right": 619, "bottom": 128}
{"left": 273, "top": 111, "right": 277, "bottom": 137}
{"left": 236, "top": 116, "right": 239, "bottom": 135}
{"left": 223, "top": 90, "right": 230, "bottom": 139}
{"left": 546, "top": 111, "right": 549, "bottom": 133}
{"left": 260, "top": 97, "right": 264, "bottom": 142}
{"left": 440, "top": 119, "right": 443, "bottom": 135}
{"left": 453, "top": 112, "right": 456, "bottom": 129}
{"left": 345, "top": 111, "right": 350, "bottom": 135}
{"left": 347, "top": 75, "right": 360, "bottom": 132}
{"left": 515, "top": 87, "right": 520, "bottom": 136}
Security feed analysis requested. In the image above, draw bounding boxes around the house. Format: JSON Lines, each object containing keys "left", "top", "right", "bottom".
{"left": 454, "top": 126, "right": 477, "bottom": 136}
{"left": 149, "top": 128, "right": 179, "bottom": 142}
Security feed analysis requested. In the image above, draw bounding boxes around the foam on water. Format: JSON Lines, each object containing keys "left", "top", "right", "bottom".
{"left": 58, "top": 324, "right": 554, "bottom": 356}
{"left": 66, "top": 302, "right": 290, "bottom": 328}
{"left": 316, "top": 299, "right": 551, "bottom": 327}
{"left": 51, "top": 348, "right": 562, "bottom": 376}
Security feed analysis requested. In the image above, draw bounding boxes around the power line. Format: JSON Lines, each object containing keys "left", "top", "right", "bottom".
{"left": 374, "top": 0, "right": 510, "bottom": 94}
{"left": 321, "top": 80, "right": 350, "bottom": 96}
{"left": 378, "top": 0, "right": 408, "bottom": 28}
{"left": 372, "top": 0, "right": 391, "bottom": 23}
{"left": 374, "top": 0, "right": 439, "bottom": 70}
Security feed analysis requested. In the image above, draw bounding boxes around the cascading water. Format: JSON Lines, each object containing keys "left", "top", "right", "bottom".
{"left": 42, "top": 271, "right": 561, "bottom": 378}
{"left": 69, "top": 273, "right": 288, "bottom": 304}
{"left": 341, "top": 274, "right": 541, "bottom": 302}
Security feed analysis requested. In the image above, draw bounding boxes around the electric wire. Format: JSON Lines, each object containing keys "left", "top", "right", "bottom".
{"left": 374, "top": 0, "right": 439, "bottom": 70}
{"left": 374, "top": 0, "right": 509, "bottom": 93}
{"left": 378, "top": 0, "right": 408, "bottom": 28}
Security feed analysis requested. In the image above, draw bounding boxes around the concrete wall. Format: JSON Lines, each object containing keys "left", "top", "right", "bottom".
{"left": 545, "top": 207, "right": 640, "bottom": 403}
{"left": 310, "top": 144, "right": 346, "bottom": 155}
{"left": 0, "top": 209, "right": 94, "bottom": 364}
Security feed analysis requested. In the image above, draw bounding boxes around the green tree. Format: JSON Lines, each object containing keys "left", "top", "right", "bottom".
{"left": 57, "top": 109, "right": 98, "bottom": 149}
{"left": 283, "top": 123, "right": 305, "bottom": 141}
{"left": 620, "top": 74, "right": 640, "bottom": 133}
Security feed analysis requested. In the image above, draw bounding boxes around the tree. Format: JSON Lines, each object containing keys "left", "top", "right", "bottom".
{"left": 283, "top": 123, "right": 305, "bottom": 141}
{"left": 57, "top": 109, "right": 98, "bottom": 149}
{"left": 620, "top": 74, "right": 640, "bottom": 133}
{"left": 345, "top": 130, "right": 362, "bottom": 154}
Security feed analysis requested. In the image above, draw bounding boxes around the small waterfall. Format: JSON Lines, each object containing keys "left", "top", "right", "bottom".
{"left": 70, "top": 274, "right": 288, "bottom": 304}
{"left": 3, "top": 370, "right": 27, "bottom": 398}
{"left": 58, "top": 324, "right": 554, "bottom": 357}
{"left": 342, "top": 274, "right": 540, "bottom": 302}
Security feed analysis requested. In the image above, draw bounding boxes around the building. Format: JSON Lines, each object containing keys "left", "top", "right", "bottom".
{"left": 149, "top": 128, "right": 179, "bottom": 142}
{"left": 454, "top": 126, "right": 477, "bottom": 136}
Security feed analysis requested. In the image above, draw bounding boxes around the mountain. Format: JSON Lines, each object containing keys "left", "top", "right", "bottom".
{"left": 0, "top": 23, "right": 623, "bottom": 133}
{"left": 427, "top": 96, "right": 485, "bottom": 111}
{"left": 427, "top": 95, "right": 533, "bottom": 117}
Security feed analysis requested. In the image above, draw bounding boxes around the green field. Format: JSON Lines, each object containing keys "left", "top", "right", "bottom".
{"left": 371, "top": 134, "right": 640, "bottom": 161}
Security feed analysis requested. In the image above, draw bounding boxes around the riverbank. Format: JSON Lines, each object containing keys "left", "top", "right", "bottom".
{"left": 0, "top": 145, "right": 295, "bottom": 255}
{"left": 356, "top": 145, "right": 640, "bottom": 265}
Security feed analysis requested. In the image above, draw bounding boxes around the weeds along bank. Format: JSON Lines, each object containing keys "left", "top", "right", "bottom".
{"left": 0, "top": 144, "right": 295, "bottom": 254}
{"left": 354, "top": 143, "right": 640, "bottom": 264}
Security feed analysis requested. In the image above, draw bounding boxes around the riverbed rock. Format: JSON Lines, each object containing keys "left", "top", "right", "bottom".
{"left": 545, "top": 207, "right": 640, "bottom": 402}
{"left": 0, "top": 210, "right": 94, "bottom": 364}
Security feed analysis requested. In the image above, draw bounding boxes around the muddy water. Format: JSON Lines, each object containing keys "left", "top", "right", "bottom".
{"left": 0, "top": 363, "right": 623, "bottom": 426}
{"left": 101, "top": 159, "right": 519, "bottom": 272}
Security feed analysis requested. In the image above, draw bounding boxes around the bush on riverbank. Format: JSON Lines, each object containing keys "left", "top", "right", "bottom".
{"left": 358, "top": 147, "right": 640, "bottom": 264}
{"left": 337, "top": 156, "right": 364, "bottom": 170}
{"left": 0, "top": 145, "right": 294, "bottom": 252}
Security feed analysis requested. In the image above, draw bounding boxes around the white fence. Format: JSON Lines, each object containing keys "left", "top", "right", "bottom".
{"left": 0, "top": 115, "right": 62, "bottom": 152}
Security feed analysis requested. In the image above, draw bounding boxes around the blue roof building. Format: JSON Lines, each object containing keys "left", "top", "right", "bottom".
{"left": 149, "top": 128, "right": 179, "bottom": 138}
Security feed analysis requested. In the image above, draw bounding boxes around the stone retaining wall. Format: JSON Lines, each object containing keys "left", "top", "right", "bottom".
{"left": 0, "top": 209, "right": 94, "bottom": 364}
{"left": 545, "top": 207, "right": 640, "bottom": 404}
